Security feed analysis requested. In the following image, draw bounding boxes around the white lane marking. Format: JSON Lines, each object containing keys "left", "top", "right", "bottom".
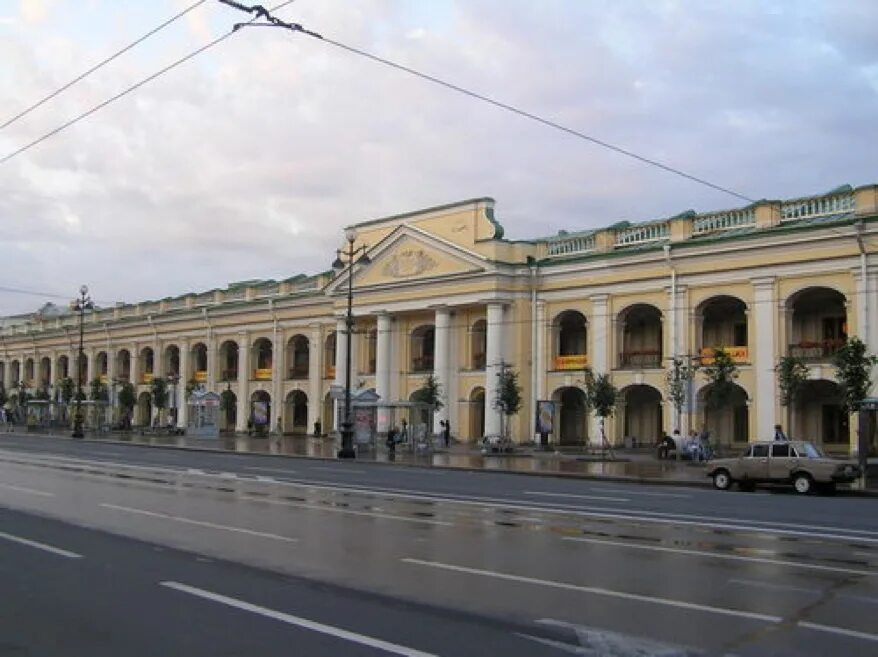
{"left": 798, "top": 621, "right": 878, "bottom": 643}
{"left": 161, "top": 581, "right": 438, "bottom": 657}
{"left": 0, "top": 482, "right": 54, "bottom": 497}
{"left": 0, "top": 530, "right": 82, "bottom": 558}
{"left": 311, "top": 466, "right": 367, "bottom": 474}
{"left": 523, "top": 491, "right": 630, "bottom": 503}
{"left": 402, "top": 558, "right": 782, "bottom": 623}
{"left": 592, "top": 487, "right": 692, "bottom": 499}
{"left": 243, "top": 466, "right": 298, "bottom": 475}
{"left": 241, "top": 495, "right": 453, "bottom": 526}
{"left": 562, "top": 536, "right": 877, "bottom": 577}
{"left": 727, "top": 579, "right": 820, "bottom": 595}
{"left": 99, "top": 504, "right": 298, "bottom": 543}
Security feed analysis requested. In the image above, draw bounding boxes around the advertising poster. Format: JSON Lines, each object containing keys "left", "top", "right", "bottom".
{"left": 535, "top": 400, "right": 554, "bottom": 434}
{"left": 252, "top": 401, "right": 269, "bottom": 426}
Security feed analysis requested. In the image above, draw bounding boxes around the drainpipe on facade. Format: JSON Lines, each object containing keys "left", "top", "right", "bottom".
{"left": 529, "top": 258, "right": 539, "bottom": 446}
{"left": 856, "top": 221, "right": 869, "bottom": 354}
{"left": 664, "top": 244, "right": 683, "bottom": 459}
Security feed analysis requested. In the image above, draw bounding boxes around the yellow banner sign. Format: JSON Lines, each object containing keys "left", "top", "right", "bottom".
{"left": 700, "top": 346, "right": 748, "bottom": 364}
{"left": 554, "top": 355, "right": 589, "bottom": 370}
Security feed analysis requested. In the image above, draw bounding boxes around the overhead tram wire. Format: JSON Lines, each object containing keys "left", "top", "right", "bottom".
{"left": 0, "top": 0, "right": 297, "bottom": 166}
{"left": 218, "top": 1, "right": 755, "bottom": 205}
{"left": 0, "top": 0, "right": 209, "bottom": 131}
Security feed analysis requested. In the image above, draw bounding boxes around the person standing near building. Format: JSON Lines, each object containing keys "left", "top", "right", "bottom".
{"left": 441, "top": 420, "right": 451, "bottom": 447}
{"left": 774, "top": 424, "right": 788, "bottom": 441}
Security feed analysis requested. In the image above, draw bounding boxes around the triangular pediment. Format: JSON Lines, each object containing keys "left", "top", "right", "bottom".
{"left": 329, "top": 225, "right": 489, "bottom": 292}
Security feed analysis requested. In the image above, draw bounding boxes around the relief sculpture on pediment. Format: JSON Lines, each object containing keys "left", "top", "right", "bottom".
{"left": 382, "top": 249, "right": 438, "bottom": 278}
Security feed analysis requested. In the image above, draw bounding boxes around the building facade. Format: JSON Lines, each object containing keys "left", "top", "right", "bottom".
{"left": 2, "top": 183, "right": 877, "bottom": 454}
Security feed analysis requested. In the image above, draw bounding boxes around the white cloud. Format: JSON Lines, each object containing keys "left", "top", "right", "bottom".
{"left": 0, "top": 0, "right": 876, "bottom": 314}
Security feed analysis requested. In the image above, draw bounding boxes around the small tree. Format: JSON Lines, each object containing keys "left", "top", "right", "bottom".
{"left": 185, "top": 378, "right": 202, "bottom": 401}
{"left": 493, "top": 365, "right": 522, "bottom": 441}
{"left": 833, "top": 337, "right": 878, "bottom": 413}
{"left": 150, "top": 377, "right": 169, "bottom": 425}
{"left": 34, "top": 387, "right": 50, "bottom": 401}
{"left": 583, "top": 367, "right": 618, "bottom": 452}
{"left": 59, "top": 377, "right": 75, "bottom": 405}
{"left": 118, "top": 382, "right": 136, "bottom": 423}
{"left": 0, "top": 384, "right": 6, "bottom": 409}
{"left": 220, "top": 388, "right": 236, "bottom": 429}
{"left": 777, "top": 354, "right": 809, "bottom": 437}
{"left": 702, "top": 347, "right": 739, "bottom": 409}
{"left": 89, "top": 377, "right": 108, "bottom": 402}
{"left": 666, "top": 357, "right": 697, "bottom": 431}
{"left": 411, "top": 373, "right": 443, "bottom": 410}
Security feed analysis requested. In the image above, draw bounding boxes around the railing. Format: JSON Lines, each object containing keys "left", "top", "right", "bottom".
{"left": 471, "top": 353, "right": 486, "bottom": 370}
{"left": 193, "top": 292, "right": 214, "bottom": 306}
{"left": 699, "top": 346, "right": 748, "bottom": 365}
{"left": 789, "top": 339, "right": 845, "bottom": 361}
{"left": 288, "top": 366, "right": 309, "bottom": 379}
{"left": 412, "top": 356, "right": 434, "bottom": 373}
{"left": 546, "top": 231, "right": 596, "bottom": 257}
{"left": 167, "top": 298, "right": 187, "bottom": 310}
{"left": 193, "top": 370, "right": 208, "bottom": 383}
{"left": 781, "top": 191, "right": 854, "bottom": 222}
{"left": 253, "top": 368, "right": 272, "bottom": 381}
{"left": 224, "top": 289, "right": 245, "bottom": 301}
{"left": 554, "top": 354, "right": 589, "bottom": 370}
{"left": 619, "top": 351, "right": 662, "bottom": 368}
{"left": 614, "top": 221, "right": 670, "bottom": 247}
{"left": 221, "top": 369, "right": 238, "bottom": 381}
{"left": 692, "top": 208, "right": 755, "bottom": 235}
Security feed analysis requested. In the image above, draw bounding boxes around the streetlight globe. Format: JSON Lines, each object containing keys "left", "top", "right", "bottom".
{"left": 80, "top": 285, "right": 89, "bottom": 296}
{"left": 344, "top": 227, "right": 358, "bottom": 243}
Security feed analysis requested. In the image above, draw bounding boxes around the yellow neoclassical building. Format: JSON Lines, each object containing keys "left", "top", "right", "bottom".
{"left": 2, "top": 182, "right": 877, "bottom": 454}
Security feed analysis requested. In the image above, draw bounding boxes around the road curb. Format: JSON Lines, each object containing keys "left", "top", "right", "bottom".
{"left": 5, "top": 431, "right": 878, "bottom": 496}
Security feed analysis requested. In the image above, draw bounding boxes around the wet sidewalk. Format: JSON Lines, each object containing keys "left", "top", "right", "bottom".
{"left": 11, "top": 429, "right": 878, "bottom": 491}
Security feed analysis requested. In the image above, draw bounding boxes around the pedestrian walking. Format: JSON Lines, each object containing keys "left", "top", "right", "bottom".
{"left": 773, "top": 424, "right": 788, "bottom": 441}
{"left": 399, "top": 419, "right": 408, "bottom": 445}
{"left": 441, "top": 420, "right": 451, "bottom": 448}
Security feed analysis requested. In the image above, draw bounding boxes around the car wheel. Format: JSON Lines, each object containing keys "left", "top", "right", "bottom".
{"left": 713, "top": 470, "right": 732, "bottom": 491}
{"left": 793, "top": 473, "right": 813, "bottom": 495}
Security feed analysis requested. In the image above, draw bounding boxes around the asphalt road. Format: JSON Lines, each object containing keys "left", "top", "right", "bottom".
{"left": 2, "top": 432, "right": 878, "bottom": 656}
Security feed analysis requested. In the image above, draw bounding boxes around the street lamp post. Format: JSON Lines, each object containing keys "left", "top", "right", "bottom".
{"left": 71, "top": 285, "right": 93, "bottom": 438}
{"left": 331, "top": 227, "right": 370, "bottom": 459}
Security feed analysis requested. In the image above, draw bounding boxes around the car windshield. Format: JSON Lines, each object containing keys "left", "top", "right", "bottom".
{"left": 800, "top": 442, "right": 824, "bottom": 458}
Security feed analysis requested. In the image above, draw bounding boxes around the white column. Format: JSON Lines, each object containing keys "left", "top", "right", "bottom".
{"left": 433, "top": 307, "right": 451, "bottom": 428}
{"left": 753, "top": 277, "right": 777, "bottom": 439}
{"left": 207, "top": 335, "right": 217, "bottom": 392}
{"left": 2, "top": 357, "right": 11, "bottom": 390}
{"left": 235, "top": 335, "right": 249, "bottom": 432}
{"left": 271, "top": 332, "right": 283, "bottom": 434}
{"left": 485, "top": 302, "right": 505, "bottom": 438}
{"left": 376, "top": 313, "right": 392, "bottom": 402}
{"left": 130, "top": 345, "right": 140, "bottom": 387}
{"left": 333, "top": 317, "right": 347, "bottom": 432}
{"left": 85, "top": 348, "right": 96, "bottom": 389}
{"left": 308, "top": 324, "right": 322, "bottom": 433}
{"left": 178, "top": 340, "right": 189, "bottom": 428}
{"left": 535, "top": 301, "right": 546, "bottom": 438}
{"left": 590, "top": 294, "right": 610, "bottom": 445}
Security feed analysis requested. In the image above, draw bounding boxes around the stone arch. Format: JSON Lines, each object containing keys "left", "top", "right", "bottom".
{"left": 287, "top": 334, "right": 309, "bottom": 379}
{"left": 470, "top": 319, "right": 487, "bottom": 370}
{"left": 324, "top": 333, "right": 336, "bottom": 378}
{"left": 10, "top": 360, "right": 20, "bottom": 384}
{"left": 190, "top": 342, "right": 208, "bottom": 376}
{"left": 618, "top": 384, "right": 663, "bottom": 447}
{"left": 220, "top": 389, "right": 237, "bottom": 431}
{"left": 468, "top": 386, "right": 485, "bottom": 441}
{"left": 163, "top": 344, "right": 180, "bottom": 378}
{"left": 552, "top": 386, "right": 588, "bottom": 445}
{"left": 140, "top": 347, "right": 155, "bottom": 376}
{"left": 697, "top": 382, "right": 749, "bottom": 447}
{"left": 218, "top": 341, "right": 239, "bottom": 381}
{"left": 617, "top": 304, "right": 663, "bottom": 369}
{"left": 24, "top": 357, "right": 34, "bottom": 384}
{"left": 697, "top": 295, "right": 748, "bottom": 356}
{"left": 552, "top": 310, "right": 588, "bottom": 370}
{"left": 250, "top": 389, "right": 271, "bottom": 434}
{"left": 786, "top": 287, "right": 848, "bottom": 361}
{"left": 39, "top": 356, "right": 51, "bottom": 387}
{"left": 136, "top": 391, "right": 152, "bottom": 426}
{"left": 116, "top": 350, "right": 131, "bottom": 382}
{"left": 96, "top": 351, "right": 108, "bottom": 378}
{"left": 410, "top": 324, "right": 435, "bottom": 373}
{"left": 57, "top": 356, "right": 69, "bottom": 381}
{"left": 252, "top": 337, "right": 273, "bottom": 373}
{"left": 284, "top": 390, "right": 308, "bottom": 434}
{"left": 793, "top": 379, "right": 847, "bottom": 447}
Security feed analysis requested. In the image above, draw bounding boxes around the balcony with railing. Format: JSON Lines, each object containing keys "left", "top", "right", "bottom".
{"left": 619, "top": 350, "right": 662, "bottom": 369}
{"left": 553, "top": 354, "right": 589, "bottom": 371}
{"left": 220, "top": 368, "right": 238, "bottom": 382}
{"left": 545, "top": 230, "right": 596, "bottom": 257}
{"left": 252, "top": 368, "right": 272, "bottom": 381}
{"left": 692, "top": 207, "right": 755, "bottom": 235}
{"left": 789, "top": 339, "right": 845, "bottom": 361}
{"left": 288, "top": 365, "right": 309, "bottom": 379}
{"left": 614, "top": 221, "right": 670, "bottom": 247}
{"left": 699, "top": 347, "right": 749, "bottom": 365}
{"left": 193, "top": 370, "right": 208, "bottom": 383}
{"left": 781, "top": 188, "right": 855, "bottom": 222}
{"left": 412, "top": 355, "right": 434, "bottom": 373}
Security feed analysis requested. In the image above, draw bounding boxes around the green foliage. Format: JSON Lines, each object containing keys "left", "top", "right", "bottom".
{"left": 117, "top": 382, "right": 136, "bottom": 411}
{"left": 220, "top": 389, "right": 236, "bottom": 412}
{"left": 15, "top": 382, "right": 30, "bottom": 407}
{"left": 0, "top": 385, "right": 6, "bottom": 408}
{"left": 666, "top": 357, "right": 697, "bottom": 416}
{"left": 494, "top": 366, "right": 523, "bottom": 418}
{"left": 89, "top": 377, "right": 108, "bottom": 402}
{"left": 411, "top": 373, "right": 444, "bottom": 410}
{"left": 185, "top": 378, "right": 203, "bottom": 400}
{"left": 59, "top": 377, "right": 75, "bottom": 405}
{"left": 34, "top": 387, "right": 50, "bottom": 401}
{"left": 777, "top": 355, "right": 809, "bottom": 407}
{"left": 702, "top": 347, "right": 739, "bottom": 409}
{"left": 150, "top": 377, "right": 169, "bottom": 410}
{"left": 833, "top": 337, "right": 878, "bottom": 413}
{"left": 583, "top": 367, "right": 618, "bottom": 418}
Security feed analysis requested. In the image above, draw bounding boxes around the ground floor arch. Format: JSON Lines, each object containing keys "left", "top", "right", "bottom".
{"left": 553, "top": 386, "right": 588, "bottom": 446}
{"left": 221, "top": 391, "right": 237, "bottom": 431}
{"left": 136, "top": 392, "right": 152, "bottom": 427}
{"left": 284, "top": 390, "right": 308, "bottom": 434}
{"left": 466, "top": 387, "right": 485, "bottom": 442}
{"left": 793, "top": 379, "right": 847, "bottom": 447}
{"left": 618, "top": 384, "right": 663, "bottom": 448}
{"left": 322, "top": 392, "right": 333, "bottom": 435}
{"left": 698, "top": 382, "right": 749, "bottom": 447}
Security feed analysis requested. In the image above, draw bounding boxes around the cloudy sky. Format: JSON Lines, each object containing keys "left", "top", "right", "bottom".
{"left": 1, "top": 0, "right": 876, "bottom": 314}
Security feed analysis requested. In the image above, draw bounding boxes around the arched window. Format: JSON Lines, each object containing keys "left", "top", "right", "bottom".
{"left": 411, "top": 325, "right": 435, "bottom": 372}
